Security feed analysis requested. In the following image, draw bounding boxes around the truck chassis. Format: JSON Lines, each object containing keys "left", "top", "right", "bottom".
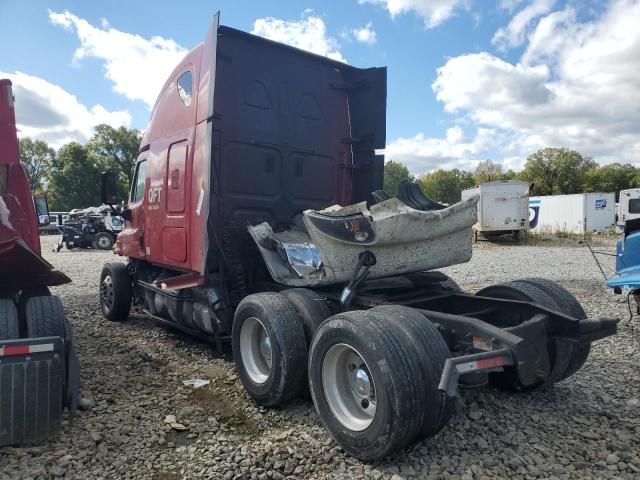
{"left": 100, "top": 255, "right": 616, "bottom": 460}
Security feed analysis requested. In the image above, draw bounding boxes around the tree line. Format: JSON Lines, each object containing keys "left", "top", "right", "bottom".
{"left": 21, "top": 135, "right": 639, "bottom": 212}
{"left": 19, "top": 125, "right": 141, "bottom": 211}
{"left": 384, "top": 147, "right": 640, "bottom": 205}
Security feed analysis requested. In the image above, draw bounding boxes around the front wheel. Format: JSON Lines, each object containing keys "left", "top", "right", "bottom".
{"left": 99, "top": 263, "right": 132, "bottom": 321}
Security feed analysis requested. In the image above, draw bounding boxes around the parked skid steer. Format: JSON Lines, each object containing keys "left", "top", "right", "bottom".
{"left": 98, "top": 13, "right": 618, "bottom": 461}
{"left": 0, "top": 79, "right": 80, "bottom": 446}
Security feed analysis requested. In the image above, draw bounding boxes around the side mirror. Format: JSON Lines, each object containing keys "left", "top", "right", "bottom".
{"left": 33, "top": 194, "right": 50, "bottom": 226}
{"left": 101, "top": 171, "right": 118, "bottom": 205}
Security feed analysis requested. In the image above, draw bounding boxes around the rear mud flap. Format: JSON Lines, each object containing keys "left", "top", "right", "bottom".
{"left": 0, "top": 337, "right": 71, "bottom": 446}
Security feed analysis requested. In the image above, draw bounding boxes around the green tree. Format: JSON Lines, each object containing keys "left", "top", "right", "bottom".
{"left": 19, "top": 137, "right": 55, "bottom": 193}
{"left": 474, "top": 159, "right": 503, "bottom": 184}
{"left": 520, "top": 147, "right": 596, "bottom": 195}
{"left": 87, "top": 124, "right": 141, "bottom": 201}
{"left": 583, "top": 163, "right": 639, "bottom": 200}
{"left": 501, "top": 169, "right": 518, "bottom": 180}
{"left": 417, "top": 169, "right": 475, "bottom": 205}
{"left": 383, "top": 160, "right": 414, "bottom": 195}
{"left": 47, "top": 143, "right": 102, "bottom": 211}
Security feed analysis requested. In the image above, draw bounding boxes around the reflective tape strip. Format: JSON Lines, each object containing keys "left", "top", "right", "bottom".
{"left": 456, "top": 355, "right": 509, "bottom": 373}
{"left": 0, "top": 343, "right": 54, "bottom": 356}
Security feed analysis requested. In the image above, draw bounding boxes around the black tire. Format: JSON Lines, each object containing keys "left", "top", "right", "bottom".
{"left": 24, "top": 295, "right": 66, "bottom": 338}
{"left": 280, "top": 288, "right": 331, "bottom": 345}
{"left": 65, "top": 242, "right": 74, "bottom": 250}
{"left": 93, "top": 232, "right": 114, "bottom": 250}
{"left": 232, "top": 292, "right": 307, "bottom": 406}
{"left": 99, "top": 263, "right": 132, "bottom": 322}
{"left": 475, "top": 281, "right": 567, "bottom": 391}
{"left": 372, "top": 305, "right": 453, "bottom": 440}
{"left": 64, "top": 318, "right": 81, "bottom": 412}
{"left": 518, "top": 278, "right": 591, "bottom": 380}
{"left": 309, "top": 308, "right": 448, "bottom": 461}
{"left": 0, "top": 298, "right": 19, "bottom": 340}
{"left": 18, "top": 287, "right": 51, "bottom": 337}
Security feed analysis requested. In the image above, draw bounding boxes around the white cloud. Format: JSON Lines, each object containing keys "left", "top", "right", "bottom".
{"left": 359, "top": 0, "right": 469, "bottom": 29}
{"left": 353, "top": 22, "right": 377, "bottom": 44}
{"left": 49, "top": 10, "right": 187, "bottom": 109}
{"left": 426, "top": 0, "right": 640, "bottom": 169}
{"left": 1, "top": 71, "right": 130, "bottom": 149}
{"left": 499, "top": 0, "right": 525, "bottom": 12}
{"left": 252, "top": 12, "right": 346, "bottom": 62}
{"left": 385, "top": 127, "right": 497, "bottom": 174}
{"left": 492, "top": 0, "right": 555, "bottom": 50}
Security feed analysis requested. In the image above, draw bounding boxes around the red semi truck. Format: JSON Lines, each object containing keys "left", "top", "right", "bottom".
{"left": 98, "top": 15, "right": 618, "bottom": 460}
{"left": 0, "top": 79, "right": 80, "bottom": 446}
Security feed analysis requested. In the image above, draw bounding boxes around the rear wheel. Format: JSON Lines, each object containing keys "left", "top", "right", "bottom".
{"left": 99, "top": 263, "right": 132, "bottom": 321}
{"left": 280, "top": 288, "right": 331, "bottom": 344}
{"left": 93, "top": 232, "right": 114, "bottom": 250}
{"left": 24, "top": 295, "right": 66, "bottom": 338}
{"left": 518, "top": 278, "right": 590, "bottom": 380}
{"left": 476, "top": 281, "right": 570, "bottom": 391}
{"left": 232, "top": 292, "right": 307, "bottom": 406}
{"left": 407, "top": 271, "right": 461, "bottom": 293}
{"left": 0, "top": 298, "right": 19, "bottom": 340}
{"left": 309, "top": 307, "right": 451, "bottom": 461}
{"left": 372, "top": 305, "right": 453, "bottom": 440}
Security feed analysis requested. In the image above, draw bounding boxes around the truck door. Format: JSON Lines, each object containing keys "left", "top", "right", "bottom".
{"left": 160, "top": 140, "right": 190, "bottom": 265}
{"left": 119, "top": 155, "right": 147, "bottom": 258}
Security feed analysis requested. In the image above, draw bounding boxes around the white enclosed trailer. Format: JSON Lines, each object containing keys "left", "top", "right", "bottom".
{"left": 462, "top": 180, "right": 530, "bottom": 237}
{"left": 529, "top": 192, "right": 615, "bottom": 234}
{"left": 618, "top": 188, "right": 640, "bottom": 228}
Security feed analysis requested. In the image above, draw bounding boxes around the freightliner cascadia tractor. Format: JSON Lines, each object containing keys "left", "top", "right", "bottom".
{"left": 98, "top": 14, "right": 618, "bottom": 460}
{"left": 0, "top": 79, "right": 80, "bottom": 446}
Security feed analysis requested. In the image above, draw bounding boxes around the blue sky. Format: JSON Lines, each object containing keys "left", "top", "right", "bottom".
{"left": 1, "top": 0, "right": 638, "bottom": 174}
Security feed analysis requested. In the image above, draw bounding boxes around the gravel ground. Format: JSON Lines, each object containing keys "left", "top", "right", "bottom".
{"left": 1, "top": 236, "right": 639, "bottom": 480}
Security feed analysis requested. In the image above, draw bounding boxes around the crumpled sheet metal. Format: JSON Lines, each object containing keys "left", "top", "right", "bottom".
{"left": 249, "top": 195, "right": 479, "bottom": 287}
{"left": 303, "top": 195, "right": 479, "bottom": 285}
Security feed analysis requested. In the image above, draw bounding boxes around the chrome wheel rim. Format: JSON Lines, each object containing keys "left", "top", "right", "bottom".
{"left": 322, "top": 343, "right": 376, "bottom": 431}
{"left": 98, "top": 236, "right": 111, "bottom": 248}
{"left": 239, "top": 317, "right": 272, "bottom": 384}
{"left": 100, "top": 275, "right": 114, "bottom": 311}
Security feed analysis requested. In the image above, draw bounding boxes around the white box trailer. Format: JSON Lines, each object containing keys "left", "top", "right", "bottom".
{"left": 529, "top": 192, "right": 615, "bottom": 234}
{"left": 618, "top": 188, "right": 640, "bottom": 228}
{"left": 462, "top": 180, "right": 530, "bottom": 236}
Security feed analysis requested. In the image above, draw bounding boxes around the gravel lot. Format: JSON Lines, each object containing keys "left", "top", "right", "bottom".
{"left": 2, "top": 236, "right": 639, "bottom": 480}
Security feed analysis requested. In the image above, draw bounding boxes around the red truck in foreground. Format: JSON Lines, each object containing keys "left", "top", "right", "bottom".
{"left": 0, "top": 79, "right": 79, "bottom": 446}
{"left": 98, "top": 14, "right": 618, "bottom": 460}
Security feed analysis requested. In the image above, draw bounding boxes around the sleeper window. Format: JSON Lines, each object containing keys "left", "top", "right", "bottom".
{"left": 177, "top": 71, "right": 193, "bottom": 107}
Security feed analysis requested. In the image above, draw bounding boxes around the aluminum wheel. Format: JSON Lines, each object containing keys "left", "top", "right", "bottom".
{"left": 239, "top": 317, "right": 273, "bottom": 384}
{"left": 322, "top": 343, "right": 376, "bottom": 431}
{"left": 97, "top": 235, "right": 111, "bottom": 249}
{"left": 100, "top": 274, "right": 114, "bottom": 311}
